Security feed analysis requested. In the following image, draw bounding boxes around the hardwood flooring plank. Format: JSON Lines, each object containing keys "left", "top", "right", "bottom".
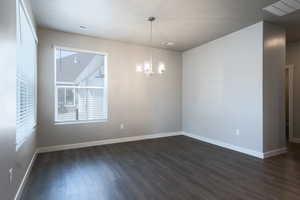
{"left": 21, "top": 136, "right": 300, "bottom": 200}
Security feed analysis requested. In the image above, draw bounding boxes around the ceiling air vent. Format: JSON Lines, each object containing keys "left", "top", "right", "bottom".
{"left": 263, "top": 0, "right": 300, "bottom": 16}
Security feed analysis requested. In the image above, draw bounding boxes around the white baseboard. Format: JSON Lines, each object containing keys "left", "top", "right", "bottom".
{"left": 14, "top": 151, "right": 38, "bottom": 200}
{"left": 263, "top": 147, "right": 288, "bottom": 159}
{"left": 182, "top": 132, "right": 265, "bottom": 159}
{"left": 290, "top": 137, "right": 300, "bottom": 143}
{"left": 37, "top": 132, "right": 183, "bottom": 153}
{"left": 183, "top": 132, "right": 288, "bottom": 159}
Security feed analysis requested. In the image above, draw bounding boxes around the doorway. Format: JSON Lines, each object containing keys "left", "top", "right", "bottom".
{"left": 285, "top": 65, "right": 294, "bottom": 142}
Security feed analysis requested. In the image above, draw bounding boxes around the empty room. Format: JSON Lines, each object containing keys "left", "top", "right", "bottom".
{"left": 1, "top": 0, "right": 300, "bottom": 199}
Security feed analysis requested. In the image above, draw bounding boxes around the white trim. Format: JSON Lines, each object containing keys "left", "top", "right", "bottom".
{"left": 56, "top": 86, "right": 104, "bottom": 89}
{"left": 103, "top": 52, "right": 108, "bottom": 121}
{"left": 263, "top": 147, "right": 288, "bottom": 159}
{"left": 53, "top": 45, "right": 108, "bottom": 56}
{"left": 37, "top": 132, "right": 183, "bottom": 153}
{"left": 182, "top": 132, "right": 265, "bottom": 158}
{"left": 14, "top": 151, "right": 38, "bottom": 200}
{"left": 19, "top": 0, "right": 38, "bottom": 43}
{"left": 183, "top": 132, "right": 288, "bottom": 159}
{"left": 54, "top": 119, "right": 108, "bottom": 125}
{"left": 56, "top": 81, "right": 76, "bottom": 85}
{"left": 54, "top": 46, "right": 58, "bottom": 121}
{"left": 54, "top": 46, "right": 108, "bottom": 123}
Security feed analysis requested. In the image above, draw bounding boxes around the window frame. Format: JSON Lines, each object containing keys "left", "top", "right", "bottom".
{"left": 16, "top": 0, "right": 38, "bottom": 151}
{"left": 54, "top": 46, "right": 108, "bottom": 124}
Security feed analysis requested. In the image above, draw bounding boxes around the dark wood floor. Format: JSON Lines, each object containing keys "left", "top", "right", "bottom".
{"left": 21, "top": 136, "right": 300, "bottom": 200}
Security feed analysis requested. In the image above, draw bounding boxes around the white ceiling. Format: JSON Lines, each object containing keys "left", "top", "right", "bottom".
{"left": 31, "top": 0, "right": 300, "bottom": 51}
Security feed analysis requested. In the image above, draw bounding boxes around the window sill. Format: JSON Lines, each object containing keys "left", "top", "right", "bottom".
{"left": 54, "top": 119, "right": 108, "bottom": 125}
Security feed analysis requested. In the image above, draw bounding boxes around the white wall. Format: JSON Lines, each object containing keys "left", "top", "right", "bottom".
{"left": 287, "top": 42, "right": 300, "bottom": 140}
{"left": 183, "top": 22, "right": 264, "bottom": 152}
{"left": 37, "top": 28, "right": 182, "bottom": 147}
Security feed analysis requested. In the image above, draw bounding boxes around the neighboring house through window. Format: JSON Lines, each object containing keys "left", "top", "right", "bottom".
{"left": 55, "top": 47, "right": 107, "bottom": 123}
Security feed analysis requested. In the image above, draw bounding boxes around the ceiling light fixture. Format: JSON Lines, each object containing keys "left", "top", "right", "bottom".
{"left": 166, "top": 42, "right": 174, "bottom": 46}
{"left": 263, "top": 0, "right": 300, "bottom": 16}
{"left": 162, "top": 41, "right": 175, "bottom": 46}
{"left": 79, "top": 25, "right": 88, "bottom": 30}
{"left": 136, "top": 17, "right": 166, "bottom": 76}
{"left": 74, "top": 56, "right": 78, "bottom": 64}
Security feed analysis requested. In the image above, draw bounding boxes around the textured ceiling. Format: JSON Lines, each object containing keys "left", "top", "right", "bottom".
{"left": 31, "top": 0, "right": 300, "bottom": 51}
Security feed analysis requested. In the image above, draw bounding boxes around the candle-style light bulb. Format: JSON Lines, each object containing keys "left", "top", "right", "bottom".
{"left": 158, "top": 62, "right": 166, "bottom": 74}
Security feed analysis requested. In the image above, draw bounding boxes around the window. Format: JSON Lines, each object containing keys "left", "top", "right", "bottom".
{"left": 55, "top": 48, "right": 107, "bottom": 123}
{"left": 58, "top": 88, "right": 75, "bottom": 107}
{"left": 16, "top": 1, "right": 37, "bottom": 150}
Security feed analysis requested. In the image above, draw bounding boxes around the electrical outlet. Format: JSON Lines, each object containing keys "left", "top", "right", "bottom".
{"left": 236, "top": 129, "right": 240, "bottom": 136}
{"left": 9, "top": 168, "right": 13, "bottom": 184}
{"left": 120, "top": 123, "right": 125, "bottom": 130}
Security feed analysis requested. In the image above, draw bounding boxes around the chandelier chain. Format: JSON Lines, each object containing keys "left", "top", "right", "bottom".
{"left": 150, "top": 18, "right": 153, "bottom": 69}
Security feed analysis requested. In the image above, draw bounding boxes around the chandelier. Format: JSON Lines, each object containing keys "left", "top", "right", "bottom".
{"left": 136, "top": 17, "right": 166, "bottom": 76}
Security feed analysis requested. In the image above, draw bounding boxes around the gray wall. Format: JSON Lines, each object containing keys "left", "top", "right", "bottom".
{"left": 287, "top": 42, "right": 300, "bottom": 139}
{"left": 182, "top": 22, "right": 264, "bottom": 152}
{"left": 37, "top": 28, "right": 182, "bottom": 147}
{"left": 0, "top": 0, "right": 17, "bottom": 199}
{"left": 182, "top": 21, "right": 287, "bottom": 153}
{"left": 0, "top": 0, "right": 37, "bottom": 199}
{"left": 263, "top": 23, "right": 286, "bottom": 152}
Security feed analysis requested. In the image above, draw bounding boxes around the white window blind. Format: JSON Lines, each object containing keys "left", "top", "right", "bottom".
{"left": 55, "top": 48, "right": 107, "bottom": 123}
{"left": 16, "top": 2, "right": 37, "bottom": 150}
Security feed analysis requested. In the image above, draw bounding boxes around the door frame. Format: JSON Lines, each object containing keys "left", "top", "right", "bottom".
{"left": 286, "top": 64, "right": 294, "bottom": 142}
